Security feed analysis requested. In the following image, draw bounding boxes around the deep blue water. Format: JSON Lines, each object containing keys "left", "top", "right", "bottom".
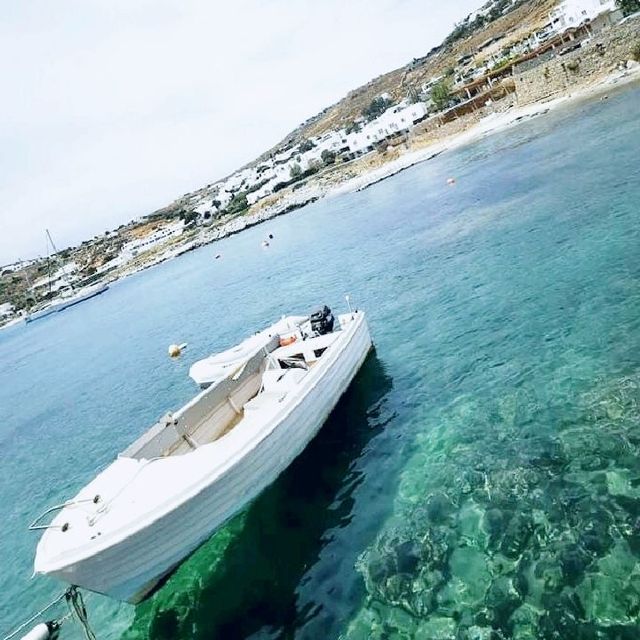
{"left": 1, "top": 83, "right": 639, "bottom": 640}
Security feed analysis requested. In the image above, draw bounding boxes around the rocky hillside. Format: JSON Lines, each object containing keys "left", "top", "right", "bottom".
{"left": 258, "top": 0, "right": 558, "bottom": 156}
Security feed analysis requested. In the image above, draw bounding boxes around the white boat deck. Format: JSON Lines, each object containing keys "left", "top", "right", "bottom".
{"left": 33, "top": 310, "right": 372, "bottom": 603}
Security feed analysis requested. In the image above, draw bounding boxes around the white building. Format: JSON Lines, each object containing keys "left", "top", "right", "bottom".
{"left": 121, "top": 221, "right": 183, "bottom": 258}
{"left": 346, "top": 102, "right": 428, "bottom": 155}
{"left": 31, "top": 262, "right": 78, "bottom": 293}
{"left": 549, "top": 0, "right": 617, "bottom": 33}
{"left": 0, "top": 302, "right": 14, "bottom": 319}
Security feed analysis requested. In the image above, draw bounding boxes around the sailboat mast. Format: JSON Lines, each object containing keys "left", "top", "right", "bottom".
{"left": 45, "top": 231, "right": 53, "bottom": 297}
{"left": 46, "top": 228, "right": 59, "bottom": 254}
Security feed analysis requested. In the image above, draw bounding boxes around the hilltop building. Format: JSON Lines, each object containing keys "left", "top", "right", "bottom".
{"left": 549, "top": 0, "right": 619, "bottom": 33}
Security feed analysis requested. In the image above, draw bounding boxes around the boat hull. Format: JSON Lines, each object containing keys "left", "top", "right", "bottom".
{"left": 25, "top": 284, "right": 109, "bottom": 323}
{"left": 41, "top": 313, "right": 372, "bottom": 603}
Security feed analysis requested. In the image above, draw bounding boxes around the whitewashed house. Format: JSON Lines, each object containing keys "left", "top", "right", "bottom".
{"left": 31, "top": 262, "right": 79, "bottom": 294}
{"left": 345, "top": 102, "right": 428, "bottom": 155}
{"left": 549, "top": 0, "right": 618, "bottom": 33}
{"left": 121, "top": 222, "right": 183, "bottom": 258}
{"left": 0, "top": 302, "right": 15, "bottom": 319}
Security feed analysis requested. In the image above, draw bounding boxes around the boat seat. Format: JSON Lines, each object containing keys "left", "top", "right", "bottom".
{"left": 245, "top": 369, "right": 307, "bottom": 413}
{"left": 243, "top": 391, "right": 283, "bottom": 413}
{"left": 262, "top": 369, "right": 287, "bottom": 392}
{"left": 263, "top": 368, "right": 306, "bottom": 392}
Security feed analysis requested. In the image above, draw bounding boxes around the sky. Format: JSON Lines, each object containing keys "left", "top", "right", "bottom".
{"left": 0, "top": 0, "right": 482, "bottom": 264}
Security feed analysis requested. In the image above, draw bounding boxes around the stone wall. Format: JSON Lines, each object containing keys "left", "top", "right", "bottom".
{"left": 514, "top": 18, "right": 640, "bottom": 105}
{"left": 410, "top": 93, "right": 518, "bottom": 146}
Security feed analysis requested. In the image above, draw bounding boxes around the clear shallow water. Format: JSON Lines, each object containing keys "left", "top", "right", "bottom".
{"left": 1, "top": 85, "right": 639, "bottom": 640}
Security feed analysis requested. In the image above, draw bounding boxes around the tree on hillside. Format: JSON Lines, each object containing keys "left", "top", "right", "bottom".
{"left": 225, "top": 192, "right": 249, "bottom": 215}
{"left": 407, "top": 85, "right": 421, "bottom": 103}
{"left": 298, "top": 139, "right": 315, "bottom": 153}
{"left": 321, "top": 149, "right": 336, "bottom": 166}
{"left": 431, "top": 80, "right": 453, "bottom": 112}
{"left": 362, "top": 96, "right": 392, "bottom": 121}
{"left": 345, "top": 120, "right": 361, "bottom": 134}
{"left": 616, "top": 0, "right": 640, "bottom": 14}
{"left": 290, "top": 163, "right": 303, "bottom": 179}
{"left": 180, "top": 210, "right": 198, "bottom": 226}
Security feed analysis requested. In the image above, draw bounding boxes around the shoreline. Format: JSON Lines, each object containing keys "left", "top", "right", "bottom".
{"left": 328, "top": 65, "right": 640, "bottom": 197}
{"left": 3, "top": 66, "right": 639, "bottom": 331}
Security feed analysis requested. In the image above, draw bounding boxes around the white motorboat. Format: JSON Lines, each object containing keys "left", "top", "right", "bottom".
{"left": 32, "top": 305, "right": 372, "bottom": 603}
{"left": 189, "top": 316, "right": 308, "bottom": 388}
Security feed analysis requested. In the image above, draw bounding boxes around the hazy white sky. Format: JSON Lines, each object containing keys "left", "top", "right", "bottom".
{"left": 0, "top": 0, "right": 480, "bottom": 264}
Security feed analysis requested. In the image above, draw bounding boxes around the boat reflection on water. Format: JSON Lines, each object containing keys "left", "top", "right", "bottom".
{"left": 124, "top": 352, "right": 395, "bottom": 640}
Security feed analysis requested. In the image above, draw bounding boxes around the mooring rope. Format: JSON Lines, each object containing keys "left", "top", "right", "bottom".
{"left": 66, "top": 587, "right": 97, "bottom": 640}
{"left": 1, "top": 591, "right": 67, "bottom": 640}
{"left": 1, "top": 587, "right": 97, "bottom": 640}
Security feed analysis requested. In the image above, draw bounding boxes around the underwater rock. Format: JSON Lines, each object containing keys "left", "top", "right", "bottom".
{"left": 625, "top": 515, "right": 640, "bottom": 555}
{"left": 426, "top": 492, "right": 456, "bottom": 525}
{"left": 420, "top": 524, "right": 457, "bottom": 572}
{"left": 352, "top": 370, "right": 640, "bottom": 639}
{"left": 577, "top": 573, "right": 637, "bottom": 626}
{"left": 485, "top": 576, "right": 522, "bottom": 632}
{"left": 500, "top": 512, "right": 533, "bottom": 559}
{"left": 509, "top": 603, "right": 540, "bottom": 640}
{"left": 381, "top": 572, "right": 415, "bottom": 608}
{"left": 606, "top": 469, "right": 640, "bottom": 498}
{"left": 377, "top": 603, "right": 419, "bottom": 638}
{"left": 457, "top": 624, "right": 495, "bottom": 640}
{"left": 537, "top": 593, "right": 587, "bottom": 640}
{"left": 559, "top": 543, "right": 593, "bottom": 587}
{"left": 456, "top": 500, "right": 489, "bottom": 550}
{"left": 532, "top": 553, "right": 564, "bottom": 595}
{"left": 448, "top": 546, "right": 492, "bottom": 606}
{"left": 577, "top": 508, "right": 614, "bottom": 556}
{"left": 482, "top": 508, "right": 508, "bottom": 550}
{"left": 395, "top": 539, "right": 421, "bottom": 575}
{"left": 455, "top": 469, "right": 485, "bottom": 496}
{"left": 414, "top": 616, "right": 457, "bottom": 640}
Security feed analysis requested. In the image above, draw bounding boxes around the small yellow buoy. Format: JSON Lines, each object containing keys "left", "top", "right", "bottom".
{"left": 168, "top": 343, "right": 187, "bottom": 358}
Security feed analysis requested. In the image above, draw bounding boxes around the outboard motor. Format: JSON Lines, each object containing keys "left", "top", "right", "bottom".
{"left": 310, "top": 305, "right": 334, "bottom": 336}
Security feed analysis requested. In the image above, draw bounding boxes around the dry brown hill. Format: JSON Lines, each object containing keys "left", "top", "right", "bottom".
{"left": 268, "top": 0, "right": 557, "bottom": 151}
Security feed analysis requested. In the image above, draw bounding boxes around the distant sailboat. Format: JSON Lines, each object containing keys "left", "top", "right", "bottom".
{"left": 25, "top": 230, "right": 109, "bottom": 323}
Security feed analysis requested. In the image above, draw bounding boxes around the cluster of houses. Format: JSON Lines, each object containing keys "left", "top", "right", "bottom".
{"left": 91, "top": 220, "right": 185, "bottom": 276}
{"left": 189, "top": 99, "right": 429, "bottom": 216}
{"left": 3, "top": 0, "right": 627, "bottom": 300}
{"left": 451, "top": 0, "right": 621, "bottom": 86}
{"left": 183, "top": 0, "right": 627, "bottom": 223}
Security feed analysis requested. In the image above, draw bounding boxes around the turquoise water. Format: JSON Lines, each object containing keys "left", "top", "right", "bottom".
{"left": 1, "top": 84, "right": 639, "bottom": 639}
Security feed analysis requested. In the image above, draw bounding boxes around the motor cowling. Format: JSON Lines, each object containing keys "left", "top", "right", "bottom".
{"left": 310, "top": 305, "right": 334, "bottom": 335}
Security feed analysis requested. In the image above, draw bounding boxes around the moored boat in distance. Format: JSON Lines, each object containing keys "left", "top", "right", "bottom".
{"left": 32, "top": 304, "right": 372, "bottom": 603}
{"left": 25, "top": 282, "right": 109, "bottom": 323}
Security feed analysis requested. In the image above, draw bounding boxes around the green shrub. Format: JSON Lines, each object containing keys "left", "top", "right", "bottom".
{"left": 225, "top": 192, "right": 249, "bottom": 215}
{"left": 321, "top": 149, "right": 336, "bottom": 165}
{"left": 362, "top": 97, "right": 392, "bottom": 122}
{"left": 289, "top": 163, "right": 302, "bottom": 179}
